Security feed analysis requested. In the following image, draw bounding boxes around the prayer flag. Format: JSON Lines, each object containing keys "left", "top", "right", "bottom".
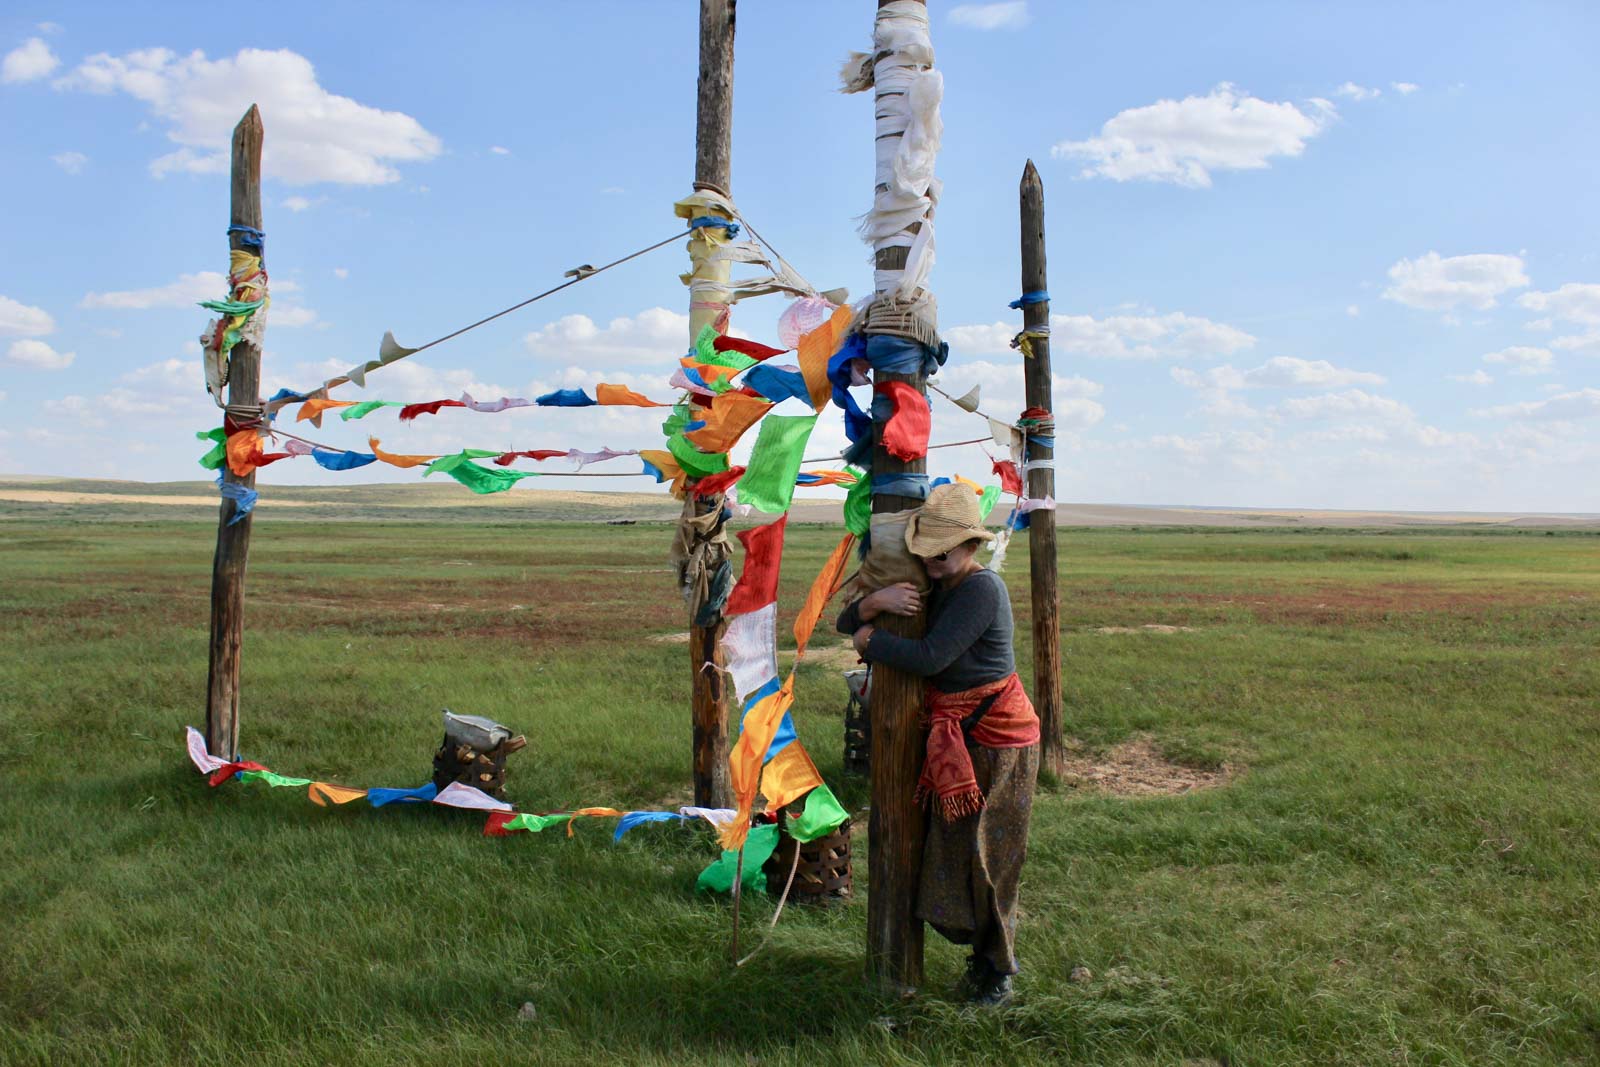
{"left": 536, "top": 388, "right": 598, "bottom": 407}
{"left": 793, "top": 533, "right": 855, "bottom": 658}
{"left": 799, "top": 305, "right": 853, "bottom": 412}
{"left": 788, "top": 783, "right": 849, "bottom": 843}
{"left": 369, "top": 437, "right": 442, "bottom": 469}
{"left": 311, "top": 448, "right": 377, "bottom": 471}
{"left": 340, "top": 400, "right": 401, "bottom": 421}
{"left": 685, "top": 391, "right": 771, "bottom": 454}
{"left": 696, "top": 823, "right": 780, "bottom": 894}
{"left": 875, "top": 380, "right": 931, "bottom": 461}
{"left": 737, "top": 414, "right": 816, "bottom": 514}
{"left": 297, "top": 398, "right": 356, "bottom": 422}
{"left": 596, "top": 383, "right": 669, "bottom": 408}
{"left": 308, "top": 782, "right": 368, "bottom": 806}
{"left": 399, "top": 399, "right": 466, "bottom": 421}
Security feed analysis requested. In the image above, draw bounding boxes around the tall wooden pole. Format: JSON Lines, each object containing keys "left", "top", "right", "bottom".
{"left": 686, "top": 0, "right": 736, "bottom": 809}
{"left": 204, "top": 105, "right": 264, "bottom": 760}
{"left": 1020, "top": 160, "right": 1064, "bottom": 775}
{"left": 866, "top": 0, "right": 930, "bottom": 994}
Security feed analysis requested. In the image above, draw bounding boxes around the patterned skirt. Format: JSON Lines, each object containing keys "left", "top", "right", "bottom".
{"left": 915, "top": 741, "right": 1039, "bottom": 975}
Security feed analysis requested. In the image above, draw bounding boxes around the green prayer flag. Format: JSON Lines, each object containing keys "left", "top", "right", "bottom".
{"left": 978, "top": 485, "right": 1001, "bottom": 521}
{"left": 739, "top": 414, "right": 816, "bottom": 514}
{"left": 503, "top": 812, "right": 572, "bottom": 834}
{"left": 199, "top": 298, "right": 265, "bottom": 317}
{"left": 423, "top": 449, "right": 501, "bottom": 476}
{"left": 340, "top": 400, "right": 401, "bottom": 421}
{"left": 695, "top": 324, "right": 756, "bottom": 372}
{"left": 237, "top": 770, "right": 314, "bottom": 788}
{"left": 695, "top": 823, "right": 780, "bottom": 895}
{"left": 196, "top": 427, "right": 226, "bottom": 470}
{"left": 843, "top": 464, "right": 871, "bottom": 536}
{"left": 439, "top": 461, "right": 536, "bottom": 495}
{"left": 788, "top": 783, "right": 849, "bottom": 843}
{"left": 667, "top": 430, "right": 730, "bottom": 479}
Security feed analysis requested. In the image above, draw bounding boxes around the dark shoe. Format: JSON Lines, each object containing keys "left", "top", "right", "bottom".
{"left": 966, "top": 962, "right": 1015, "bottom": 1007}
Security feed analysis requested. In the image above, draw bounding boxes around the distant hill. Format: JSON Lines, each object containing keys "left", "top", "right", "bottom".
{"left": 3, "top": 475, "right": 1596, "bottom": 529}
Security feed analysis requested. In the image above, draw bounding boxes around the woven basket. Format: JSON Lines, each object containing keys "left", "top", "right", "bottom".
{"left": 431, "top": 734, "right": 523, "bottom": 800}
{"left": 763, "top": 817, "right": 853, "bottom": 903}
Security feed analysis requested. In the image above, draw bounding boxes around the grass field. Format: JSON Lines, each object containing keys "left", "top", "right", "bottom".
{"left": 1, "top": 514, "right": 1598, "bottom": 1065}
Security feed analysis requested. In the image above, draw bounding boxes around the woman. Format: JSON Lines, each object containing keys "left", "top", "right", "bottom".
{"left": 837, "top": 483, "right": 1041, "bottom": 1005}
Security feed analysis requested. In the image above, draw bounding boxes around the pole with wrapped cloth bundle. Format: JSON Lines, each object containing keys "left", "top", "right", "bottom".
{"left": 1019, "top": 160, "right": 1064, "bottom": 776}
{"left": 842, "top": 0, "right": 946, "bottom": 993}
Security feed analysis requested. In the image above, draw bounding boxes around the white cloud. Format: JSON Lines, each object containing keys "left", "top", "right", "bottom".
{"left": 36, "top": 22, "right": 63, "bottom": 35}
{"left": 81, "top": 271, "right": 226, "bottom": 310}
{"left": 489, "top": 145, "right": 510, "bottom": 155}
{"left": 1518, "top": 283, "right": 1600, "bottom": 326}
{"left": 51, "top": 151, "right": 88, "bottom": 174}
{"left": 270, "top": 305, "right": 321, "bottom": 328}
{"left": 0, "top": 295, "right": 55, "bottom": 336}
{"left": 1381, "top": 252, "right": 1529, "bottom": 312}
{"left": 1173, "top": 357, "right": 1384, "bottom": 391}
{"left": 1052, "top": 83, "right": 1332, "bottom": 188}
{"left": 523, "top": 307, "right": 691, "bottom": 366}
{"left": 949, "top": 2, "right": 1029, "bottom": 30}
{"left": 935, "top": 360, "right": 1105, "bottom": 430}
{"left": 947, "top": 310, "right": 1255, "bottom": 361}
{"left": 1482, "top": 346, "right": 1552, "bottom": 376}
{"left": 333, "top": 268, "right": 349, "bottom": 280}
{"left": 1552, "top": 331, "right": 1600, "bottom": 356}
{"left": 2, "top": 38, "right": 58, "bottom": 84}
{"left": 1475, "top": 388, "right": 1600, "bottom": 421}
{"left": 1346, "top": 304, "right": 1360, "bottom": 317}
{"left": 1277, "top": 388, "right": 1412, "bottom": 421}
{"left": 282, "top": 195, "right": 314, "bottom": 212}
{"left": 1334, "top": 82, "right": 1380, "bottom": 102}
{"left": 1391, "top": 82, "right": 1419, "bottom": 95}
{"left": 56, "top": 47, "right": 442, "bottom": 185}
{"left": 1449, "top": 369, "right": 1493, "bottom": 386}
{"left": 6, "top": 339, "right": 75, "bottom": 369}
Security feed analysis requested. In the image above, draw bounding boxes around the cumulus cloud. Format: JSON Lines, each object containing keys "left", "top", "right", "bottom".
{"left": 1482, "top": 346, "right": 1552, "bottom": 375}
{"left": 1203, "top": 356, "right": 1386, "bottom": 388}
{"left": 935, "top": 360, "right": 1105, "bottom": 430}
{"left": 1475, "top": 388, "right": 1600, "bottom": 421}
{"left": 946, "top": 310, "right": 1254, "bottom": 361}
{"left": 2, "top": 37, "right": 58, "bottom": 83}
{"left": 1391, "top": 82, "right": 1420, "bottom": 94}
{"left": 6, "top": 339, "right": 74, "bottom": 369}
{"left": 1552, "top": 331, "right": 1600, "bottom": 356}
{"left": 1449, "top": 369, "right": 1493, "bottom": 386}
{"left": 81, "top": 271, "right": 226, "bottom": 309}
{"left": 949, "top": 2, "right": 1029, "bottom": 30}
{"left": 282, "top": 195, "right": 315, "bottom": 212}
{"left": 1518, "top": 283, "right": 1600, "bottom": 326}
{"left": 1381, "top": 252, "right": 1529, "bottom": 312}
{"left": 1277, "top": 388, "right": 1412, "bottom": 421}
{"left": 1334, "top": 82, "right": 1380, "bottom": 101}
{"left": 489, "top": 145, "right": 510, "bottom": 155}
{"left": 524, "top": 307, "right": 691, "bottom": 366}
{"left": 0, "top": 295, "right": 55, "bottom": 336}
{"left": 1051, "top": 83, "right": 1332, "bottom": 188}
{"left": 55, "top": 47, "right": 442, "bottom": 185}
{"left": 51, "top": 151, "right": 87, "bottom": 174}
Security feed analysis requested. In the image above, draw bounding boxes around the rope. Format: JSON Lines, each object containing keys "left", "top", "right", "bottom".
{"left": 735, "top": 839, "right": 803, "bottom": 968}
{"left": 800, "top": 435, "right": 991, "bottom": 464}
{"left": 731, "top": 209, "right": 819, "bottom": 299}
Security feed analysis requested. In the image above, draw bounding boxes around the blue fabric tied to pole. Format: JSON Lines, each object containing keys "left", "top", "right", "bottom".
{"left": 688, "top": 216, "right": 741, "bottom": 238}
{"left": 367, "top": 782, "right": 439, "bottom": 808}
{"left": 1027, "top": 434, "right": 1056, "bottom": 450}
{"left": 536, "top": 388, "right": 598, "bottom": 408}
{"left": 864, "top": 334, "right": 948, "bottom": 378}
{"left": 1008, "top": 290, "right": 1049, "bottom": 309}
{"left": 227, "top": 224, "right": 266, "bottom": 250}
{"left": 311, "top": 448, "right": 377, "bottom": 471}
{"left": 827, "top": 334, "right": 872, "bottom": 444}
{"left": 215, "top": 473, "right": 257, "bottom": 526}
{"left": 872, "top": 472, "right": 931, "bottom": 499}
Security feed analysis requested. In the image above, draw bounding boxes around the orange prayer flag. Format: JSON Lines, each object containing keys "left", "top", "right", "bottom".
{"left": 719, "top": 677, "right": 796, "bottom": 850}
{"left": 296, "top": 398, "right": 355, "bottom": 423}
{"left": 953, "top": 474, "right": 985, "bottom": 495}
{"left": 225, "top": 430, "right": 261, "bottom": 476}
{"left": 640, "top": 449, "right": 689, "bottom": 497}
{"left": 684, "top": 391, "right": 772, "bottom": 453}
{"left": 793, "top": 533, "right": 856, "bottom": 658}
{"left": 678, "top": 357, "right": 741, "bottom": 386}
{"left": 565, "top": 807, "right": 626, "bottom": 836}
{"left": 368, "top": 437, "right": 441, "bottom": 469}
{"left": 595, "top": 383, "right": 668, "bottom": 408}
{"left": 308, "top": 782, "right": 368, "bottom": 806}
{"left": 798, "top": 304, "right": 852, "bottom": 412}
{"left": 798, "top": 469, "right": 858, "bottom": 487}
{"left": 760, "top": 742, "right": 824, "bottom": 814}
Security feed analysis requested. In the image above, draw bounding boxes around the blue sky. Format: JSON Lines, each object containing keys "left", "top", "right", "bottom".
{"left": 2, "top": 0, "right": 1596, "bottom": 511}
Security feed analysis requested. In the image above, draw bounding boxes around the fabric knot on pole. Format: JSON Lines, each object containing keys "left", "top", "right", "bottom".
{"left": 1008, "top": 290, "right": 1049, "bottom": 309}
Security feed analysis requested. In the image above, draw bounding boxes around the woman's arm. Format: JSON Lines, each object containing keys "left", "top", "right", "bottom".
{"left": 835, "top": 582, "right": 922, "bottom": 635}
{"left": 864, "top": 574, "right": 1001, "bottom": 677}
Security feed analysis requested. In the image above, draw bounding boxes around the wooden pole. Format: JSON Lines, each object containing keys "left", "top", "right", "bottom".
{"left": 204, "top": 105, "right": 264, "bottom": 760}
{"left": 685, "top": 0, "right": 736, "bottom": 809}
{"left": 866, "top": 0, "right": 929, "bottom": 994}
{"left": 1020, "top": 160, "right": 1064, "bottom": 776}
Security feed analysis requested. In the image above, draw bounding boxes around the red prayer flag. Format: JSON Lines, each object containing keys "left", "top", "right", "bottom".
{"left": 724, "top": 514, "right": 788, "bottom": 616}
{"left": 207, "top": 760, "right": 269, "bottom": 787}
{"left": 713, "top": 335, "right": 788, "bottom": 361}
{"left": 694, "top": 465, "right": 747, "bottom": 496}
{"left": 494, "top": 449, "right": 568, "bottom": 467}
{"left": 483, "top": 811, "right": 519, "bottom": 836}
{"left": 992, "top": 459, "right": 1023, "bottom": 496}
{"left": 399, "top": 399, "right": 466, "bottom": 422}
{"left": 874, "top": 380, "right": 931, "bottom": 461}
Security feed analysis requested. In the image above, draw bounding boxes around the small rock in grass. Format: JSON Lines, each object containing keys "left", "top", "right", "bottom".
{"left": 1069, "top": 965, "right": 1093, "bottom": 984}
{"left": 516, "top": 1001, "right": 537, "bottom": 1022}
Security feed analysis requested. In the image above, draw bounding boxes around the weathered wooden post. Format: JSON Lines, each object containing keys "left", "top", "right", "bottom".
{"left": 204, "top": 105, "right": 264, "bottom": 760}
{"left": 1020, "top": 160, "right": 1064, "bottom": 775}
{"left": 856, "top": 0, "right": 939, "bottom": 993}
{"left": 683, "top": 0, "right": 736, "bottom": 809}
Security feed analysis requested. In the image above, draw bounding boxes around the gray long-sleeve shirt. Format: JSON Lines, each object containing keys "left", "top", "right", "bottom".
{"left": 836, "top": 569, "right": 1015, "bottom": 693}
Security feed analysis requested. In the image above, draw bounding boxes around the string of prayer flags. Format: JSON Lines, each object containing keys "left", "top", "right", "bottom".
{"left": 737, "top": 414, "right": 817, "bottom": 514}
{"left": 875, "top": 380, "right": 932, "bottom": 461}
{"left": 595, "top": 383, "right": 670, "bottom": 408}
{"left": 424, "top": 448, "right": 502, "bottom": 475}
{"left": 568, "top": 447, "right": 639, "bottom": 469}
{"left": 309, "top": 782, "right": 369, "bottom": 806}
{"left": 436, "top": 460, "right": 538, "bottom": 495}
{"left": 367, "top": 783, "right": 439, "bottom": 807}
{"left": 369, "top": 438, "right": 442, "bottom": 469}
{"left": 494, "top": 449, "right": 568, "bottom": 466}
{"left": 225, "top": 431, "right": 290, "bottom": 477}
{"left": 536, "top": 388, "right": 598, "bottom": 408}
{"left": 298, "top": 398, "right": 356, "bottom": 423}
{"left": 400, "top": 399, "right": 466, "bottom": 421}
{"left": 794, "top": 470, "right": 859, "bottom": 487}
{"left": 237, "top": 769, "right": 313, "bottom": 789}
{"left": 684, "top": 391, "right": 771, "bottom": 453}
{"left": 340, "top": 400, "right": 402, "bottom": 421}
{"left": 460, "top": 393, "right": 533, "bottom": 414}
{"left": 311, "top": 447, "right": 377, "bottom": 471}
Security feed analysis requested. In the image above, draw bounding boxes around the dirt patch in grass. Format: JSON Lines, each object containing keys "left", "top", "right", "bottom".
{"left": 797, "top": 641, "right": 863, "bottom": 671}
{"left": 648, "top": 631, "right": 692, "bottom": 644}
{"left": 1093, "top": 624, "right": 1197, "bottom": 635}
{"left": 1061, "top": 735, "right": 1230, "bottom": 797}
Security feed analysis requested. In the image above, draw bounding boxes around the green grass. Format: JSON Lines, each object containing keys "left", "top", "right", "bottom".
{"left": 1, "top": 519, "right": 1598, "bottom": 1065}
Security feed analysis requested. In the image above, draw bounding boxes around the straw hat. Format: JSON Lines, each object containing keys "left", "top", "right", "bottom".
{"left": 904, "top": 483, "right": 996, "bottom": 558}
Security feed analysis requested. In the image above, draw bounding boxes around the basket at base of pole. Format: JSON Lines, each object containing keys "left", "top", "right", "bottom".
{"left": 764, "top": 815, "right": 853, "bottom": 903}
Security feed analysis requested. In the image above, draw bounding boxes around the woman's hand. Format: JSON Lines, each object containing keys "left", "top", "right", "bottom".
{"left": 862, "top": 582, "right": 922, "bottom": 619}
{"left": 852, "top": 624, "right": 875, "bottom": 657}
